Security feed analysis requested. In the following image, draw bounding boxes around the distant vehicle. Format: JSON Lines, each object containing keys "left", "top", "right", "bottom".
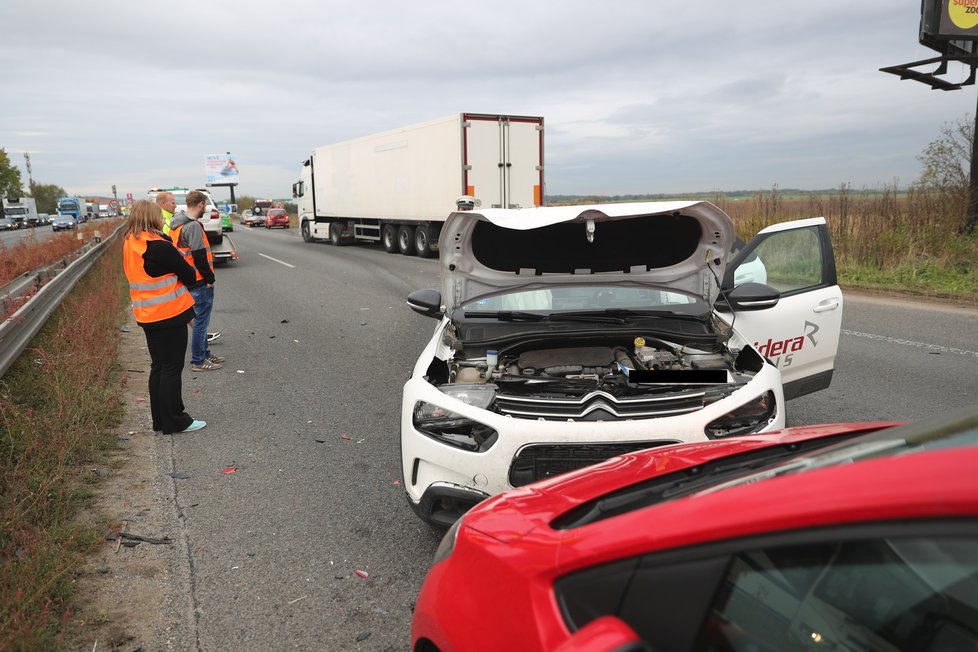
{"left": 85, "top": 203, "right": 97, "bottom": 221}
{"left": 265, "top": 208, "right": 289, "bottom": 228}
{"left": 98, "top": 204, "right": 110, "bottom": 218}
{"left": 57, "top": 196, "right": 86, "bottom": 221}
{"left": 37, "top": 213, "right": 51, "bottom": 226}
{"left": 220, "top": 212, "right": 233, "bottom": 232}
{"left": 251, "top": 199, "right": 277, "bottom": 219}
{"left": 2, "top": 197, "right": 38, "bottom": 229}
{"left": 294, "top": 113, "right": 545, "bottom": 256}
{"left": 51, "top": 214, "right": 77, "bottom": 232}
{"left": 0, "top": 217, "right": 16, "bottom": 231}
{"left": 240, "top": 209, "right": 256, "bottom": 227}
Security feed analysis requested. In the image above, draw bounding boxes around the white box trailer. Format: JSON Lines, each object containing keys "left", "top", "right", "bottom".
{"left": 293, "top": 113, "right": 545, "bottom": 257}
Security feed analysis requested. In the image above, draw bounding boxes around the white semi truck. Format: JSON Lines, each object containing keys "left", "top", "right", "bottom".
{"left": 293, "top": 113, "right": 545, "bottom": 257}
{"left": 2, "top": 197, "right": 39, "bottom": 228}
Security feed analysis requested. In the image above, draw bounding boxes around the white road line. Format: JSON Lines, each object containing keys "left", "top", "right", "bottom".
{"left": 842, "top": 329, "right": 978, "bottom": 358}
{"left": 258, "top": 253, "right": 296, "bottom": 269}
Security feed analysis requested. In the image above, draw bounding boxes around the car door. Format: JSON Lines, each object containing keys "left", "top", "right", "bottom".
{"left": 720, "top": 217, "right": 842, "bottom": 400}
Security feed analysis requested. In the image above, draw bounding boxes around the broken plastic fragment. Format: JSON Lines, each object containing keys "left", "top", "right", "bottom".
{"left": 356, "top": 632, "right": 371, "bottom": 642}
{"left": 355, "top": 569, "right": 369, "bottom": 579}
{"left": 236, "top": 370, "right": 245, "bottom": 373}
{"left": 340, "top": 433, "right": 353, "bottom": 441}
{"left": 168, "top": 471, "right": 191, "bottom": 479}
{"left": 222, "top": 466, "right": 239, "bottom": 474}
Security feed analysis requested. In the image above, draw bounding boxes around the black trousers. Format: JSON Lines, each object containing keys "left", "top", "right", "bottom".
{"left": 144, "top": 324, "right": 193, "bottom": 434}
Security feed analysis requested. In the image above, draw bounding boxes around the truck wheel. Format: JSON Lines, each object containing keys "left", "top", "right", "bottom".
{"left": 414, "top": 225, "right": 434, "bottom": 258}
{"left": 398, "top": 225, "right": 416, "bottom": 256}
{"left": 301, "top": 222, "right": 313, "bottom": 242}
{"left": 381, "top": 224, "right": 398, "bottom": 253}
{"left": 330, "top": 223, "right": 346, "bottom": 246}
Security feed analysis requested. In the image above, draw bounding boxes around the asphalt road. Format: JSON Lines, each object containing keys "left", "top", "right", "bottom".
{"left": 154, "top": 225, "right": 978, "bottom": 650}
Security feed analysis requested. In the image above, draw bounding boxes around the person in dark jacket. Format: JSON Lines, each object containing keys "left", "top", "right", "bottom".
{"left": 169, "top": 191, "right": 224, "bottom": 372}
{"left": 123, "top": 199, "right": 206, "bottom": 434}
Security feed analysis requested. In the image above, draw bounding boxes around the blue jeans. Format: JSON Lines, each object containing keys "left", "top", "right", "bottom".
{"left": 188, "top": 285, "right": 214, "bottom": 365}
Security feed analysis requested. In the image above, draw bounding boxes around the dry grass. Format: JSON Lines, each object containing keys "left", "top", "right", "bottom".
{"left": 711, "top": 185, "right": 978, "bottom": 301}
{"left": 0, "top": 235, "right": 128, "bottom": 650}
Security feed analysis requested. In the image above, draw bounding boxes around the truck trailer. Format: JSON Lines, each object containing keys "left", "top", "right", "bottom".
{"left": 293, "top": 113, "right": 545, "bottom": 258}
{"left": 1, "top": 197, "right": 38, "bottom": 228}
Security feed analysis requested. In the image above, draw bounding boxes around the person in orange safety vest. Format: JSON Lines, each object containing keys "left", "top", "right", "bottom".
{"left": 123, "top": 199, "right": 206, "bottom": 434}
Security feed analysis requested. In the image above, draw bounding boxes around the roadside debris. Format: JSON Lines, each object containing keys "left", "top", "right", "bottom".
{"left": 288, "top": 595, "right": 308, "bottom": 605}
{"left": 340, "top": 433, "right": 353, "bottom": 442}
{"left": 354, "top": 569, "right": 369, "bottom": 579}
{"left": 222, "top": 466, "right": 239, "bottom": 475}
{"left": 167, "top": 471, "right": 191, "bottom": 479}
{"left": 357, "top": 632, "right": 371, "bottom": 642}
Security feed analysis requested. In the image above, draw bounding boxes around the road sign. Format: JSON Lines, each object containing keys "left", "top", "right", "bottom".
{"left": 108, "top": 199, "right": 120, "bottom": 211}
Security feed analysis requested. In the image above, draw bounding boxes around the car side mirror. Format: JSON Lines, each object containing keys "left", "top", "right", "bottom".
{"left": 722, "top": 282, "right": 780, "bottom": 312}
{"left": 406, "top": 289, "right": 444, "bottom": 319}
{"left": 554, "top": 616, "right": 651, "bottom": 652}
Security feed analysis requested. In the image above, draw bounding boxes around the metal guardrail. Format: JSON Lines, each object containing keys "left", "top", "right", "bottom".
{"left": 0, "top": 224, "right": 125, "bottom": 378}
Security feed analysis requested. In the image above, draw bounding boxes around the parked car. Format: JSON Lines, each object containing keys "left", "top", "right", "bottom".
{"left": 0, "top": 217, "right": 16, "bottom": 231}
{"left": 402, "top": 201, "right": 843, "bottom": 527}
{"left": 51, "top": 214, "right": 77, "bottom": 232}
{"left": 265, "top": 208, "right": 289, "bottom": 229}
{"left": 412, "top": 408, "right": 978, "bottom": 652}
{"left": 220, "top": 211, "right": 234, "bottom": 232}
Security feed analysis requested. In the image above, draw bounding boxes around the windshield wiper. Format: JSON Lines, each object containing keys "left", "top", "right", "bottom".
{"left": 464, "top": 311, "right": 627, "bottom": 324}
{"left": 556, "top": 308, "right": 708, "bottom": 322}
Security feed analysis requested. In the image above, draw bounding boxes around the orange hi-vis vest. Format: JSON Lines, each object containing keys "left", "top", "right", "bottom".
{"left": 169, "top": 221, "right": 214, "bottom": 282}
{"left": 123, "top": 231, "right": 194, "bottom": 324}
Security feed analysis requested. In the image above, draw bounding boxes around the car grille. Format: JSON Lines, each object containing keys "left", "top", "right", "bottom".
{"left": 494, "top": 388, "right": 714, "bottom": 421}
{"left": 509, "top": 441, "right": 676, "bottom": 487}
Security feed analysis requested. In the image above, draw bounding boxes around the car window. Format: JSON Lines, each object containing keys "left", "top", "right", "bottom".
{"left": 733, "top": 226, "right": 823, "bottom": 293}
{"left": 697, "top": 535, "right": 978, "bottom": 652}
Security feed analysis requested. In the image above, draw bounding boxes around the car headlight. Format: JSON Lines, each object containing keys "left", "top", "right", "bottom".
{"left": 431, "top": 516, "right": 463, "bottom": 566}
{"left": 413, "top": 384, "right": 498, "bottom": 452}
{"left": 704, "top": 391, "right": 776, "bottom": 439}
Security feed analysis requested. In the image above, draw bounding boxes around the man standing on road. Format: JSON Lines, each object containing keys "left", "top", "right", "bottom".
{"left": 169, "top": 191, "right": 225, "bottom": 372}
{"left": 155, "top": 191, "right": 176, "bottom": 234}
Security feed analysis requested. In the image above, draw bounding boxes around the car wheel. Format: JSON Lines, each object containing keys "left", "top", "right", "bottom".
{"left": 414, "top": 225, "right": 434, "bottom": 258}
{"left": 398, "top": 225, "right": 416, "bottom": 256}
{"left": 301, "top": 221, "right": 313, "bottom": 242}
{"left": 382, "top": 224, "right": 398, "bottom": 253}
{"left": 207, "top": 232, "right": 223, "bottom": 246}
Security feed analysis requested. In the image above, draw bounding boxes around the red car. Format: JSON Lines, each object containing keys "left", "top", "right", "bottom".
{"left": 265, "top": 208, "right": 290, "bottom": 229}
{"left": 412, "top": 409, "right": 978, "bottom": 652}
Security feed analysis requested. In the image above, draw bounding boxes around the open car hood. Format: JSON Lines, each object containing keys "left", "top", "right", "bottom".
{"left": 439, "top": 201, "right": 736, "bottom": 314}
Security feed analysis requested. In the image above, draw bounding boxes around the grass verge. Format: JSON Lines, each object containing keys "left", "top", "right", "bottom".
{"left": 0, "top": 235, "right": 128, "bottom": 650}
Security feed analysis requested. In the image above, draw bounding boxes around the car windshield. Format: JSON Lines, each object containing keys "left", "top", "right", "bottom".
{"left": 462, "top": 286, "right": 708, "bottom": 318}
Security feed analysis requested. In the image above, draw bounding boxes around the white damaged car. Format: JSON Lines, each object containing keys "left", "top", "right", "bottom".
{"left": 402, "top": 201, "right": 843, "bottom": 527}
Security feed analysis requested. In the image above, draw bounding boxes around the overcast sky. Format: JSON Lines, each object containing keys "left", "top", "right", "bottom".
{"left": 2, "top": 1, "right": 976, "bottom": 203}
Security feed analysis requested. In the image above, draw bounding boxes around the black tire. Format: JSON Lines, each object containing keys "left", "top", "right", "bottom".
{"left": 329, "top": 223, "right": 345, "bottom": 246}
{"left": 381, "top": 224, "right": 398, "bottom": 253}
{"left": 301, "top": 221, "right": 313, "bottom": 242}
{"left": 414, "top": 225, "right": 434, "bottom": 258}
{"left": 398, "top": 225, "right": 416, "bottom": 256}
{"left": 206, "top": 231, "right": 223, "bottom": 246}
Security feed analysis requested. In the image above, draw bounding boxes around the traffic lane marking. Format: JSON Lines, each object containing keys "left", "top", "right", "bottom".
{"left": 258, "top": 253, "right": 295, "bottom": 269}
{"left": 842, "top": 329, "right": 978, "bottom": 358}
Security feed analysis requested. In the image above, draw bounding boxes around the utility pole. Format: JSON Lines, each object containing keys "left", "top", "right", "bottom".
{"left": 24, "top": 152, "right": 33, "bottom": 194}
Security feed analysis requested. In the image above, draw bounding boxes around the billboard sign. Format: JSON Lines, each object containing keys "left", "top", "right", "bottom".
{"left": 205, "top": 153, "right": 240, "bottom": 185}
